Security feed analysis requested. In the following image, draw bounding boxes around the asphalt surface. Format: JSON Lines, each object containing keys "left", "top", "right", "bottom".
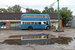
{"left": 0, "top": 28, "right": 75, "bottom": 50}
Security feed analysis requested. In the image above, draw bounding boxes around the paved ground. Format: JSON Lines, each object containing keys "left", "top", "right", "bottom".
{"left": 0, "top": 44, "right": 75, "bottom": 50}
{"left": 0, "top": 28, "right": 75, "bottom": 50}
{"left": 0, "top": 28, "right": 75, "bottom": 42}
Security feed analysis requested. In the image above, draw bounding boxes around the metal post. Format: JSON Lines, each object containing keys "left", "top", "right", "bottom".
{"left": 58, "top": 0, "right": 60, "bottom": 44}
{"left": 58, "top": 0, "right": 60, "bottom": 31}
{"left": 46, "top": 9, "right": 47, "bottom": 14}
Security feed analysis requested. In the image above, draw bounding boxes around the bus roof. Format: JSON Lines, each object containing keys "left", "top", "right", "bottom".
{"left": 21, "top": 14, "right": 50, "bottom": 21}
{"left": 21, "top": 14, "right": 50, "bottom": 16}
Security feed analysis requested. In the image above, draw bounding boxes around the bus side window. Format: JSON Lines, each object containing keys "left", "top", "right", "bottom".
{"left": 39, "top": 22, "right": 41, "bottom": 24}
{"left": 24, "top": 22, "right": 26, "bottom": 24}
{"left": 35, "top": 22, "right": 38, "bottom": 24}
{"left": 39, "top": 36, "right": 41, "bottom": 38}
{"left": 23, "top": 22, "right": 24, "bottom": 24}
{"left": 31, "top": 22, "right": 34, "bottom": 24}
{"left": 27, "top": 22, "right": 30, "bottom": 24}
{"left": 45, "top": 16, "right": 47, "bottom": 18}
{"left": 44, "top": 36, "right": 46, "bottom": 38}
{"left": 43, "top": 16, "right": 45, "bottom": 18}
{"left": 44, "top": 22, "right": 46, "bottom": 24}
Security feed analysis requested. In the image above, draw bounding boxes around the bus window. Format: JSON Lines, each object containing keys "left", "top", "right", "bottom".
{"left": 35, "top": 22, "right": 38, "bottom": 24}
{"left": 44, "top": 36, "right": 46, "bottom": 38}
{"left": 39, "top": 36, "right": 41, "bottom": 38}
{"left": 31, "top": 22, "right": 34, "bottom": 24}
{"left": 37, "top": 16, "right": 39, "bottom": 18}
{"left": 24, "top": 22, "right": 26, "bottom": 24}
{"left": 43, "top": 16, "right": 45, "bottom": 18}
{"left": 22, "top": 22, "right": 24, "bottom": 24}
{"left": 26, "top": 16, "right": 29, "bottom": 18}
{"left": 47, "top": 34, "right": 49, "bottom": 39}
{"left": 23, "top": 37, "right": 26, "bottom": 39}
{"left": 39, "top": 22, "right": 41, "bottom": 24}
{"left": 32, "top": 16, "right": 34, "bottom": 18}
{"left": 44, "top": 22, "right": 46, "bottom": 24}
{"left": 46, "top": 21, "right": 48, "bottom": 25}
{"left": 45, "top": 16, "right": 47, "bottom": 18}
{"left": 41, "top": 16, "right": 43, "bottom": 18}
{"left": 34, "top": 16, "right": 37, "bottom": 18}
{"left": 23, "top": 16, "right": 26, "bottom": 18}
{"left": 27, "top": 22, "right": 30, "bottom": 24}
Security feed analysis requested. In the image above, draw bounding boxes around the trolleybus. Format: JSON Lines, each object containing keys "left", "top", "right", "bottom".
{"left": 21, "top": 14, "right": 51, "bottom": 30}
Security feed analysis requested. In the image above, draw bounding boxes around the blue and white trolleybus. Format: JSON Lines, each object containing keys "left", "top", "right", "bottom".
{"left": 21, "top": 14, "right": 51, "bottom": 30}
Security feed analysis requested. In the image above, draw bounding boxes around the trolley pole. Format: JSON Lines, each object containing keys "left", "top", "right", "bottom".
{"left": 58, "top": 0, "right": 60, "bottom": 31}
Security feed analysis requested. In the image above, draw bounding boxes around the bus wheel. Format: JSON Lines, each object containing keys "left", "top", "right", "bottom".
{"left": 28, "top": 26, "right": 33, "bottom": 30}
{"left": 46, "top": 26, "right": 50, "bottom": 30}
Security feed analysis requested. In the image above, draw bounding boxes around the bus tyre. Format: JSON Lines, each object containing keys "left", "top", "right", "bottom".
{"left": 28, "top": 26, "right": 33, "bottom": 30}
{"left": 46, "top": 26, "right": 50, "bottom": 30}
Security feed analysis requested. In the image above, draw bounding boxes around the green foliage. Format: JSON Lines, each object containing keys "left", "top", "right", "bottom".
{"left": 58, "top": 37, "right": 73, "bottom": 44}
{"left": 0, "top": 5, "right": 22, "bottom": 13}
{"left": 59, "top": 7, "right": 73, "bottom": 26}
{"left": 26, "top": 8, "right": 41, "bottom": 13}
{"left": 7, "top": 5, "right": 22, "bottom": 13}
{"left": 42, "top": 6, "right": 54, "bottom": 13}
{"left": 42, "top": 6, "right": 73, "bottom": 27}
{"left": 7, "top": 7, "right": 13, "bottom": 13}
{"left": 0, "top": 8, "right": 7, "bottom": 13}
{"left": 54, "top": 9, "right": 58, "bottom": 13}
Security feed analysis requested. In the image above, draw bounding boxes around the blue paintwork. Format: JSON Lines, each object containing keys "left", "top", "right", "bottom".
{"left": 21, "top": 24, "right": 51, "bottom": 29}
{"left": 21, "top": 24, "right": 46, "bottom": 29}
{"left": 21, "top": 33, "right": 48, "bottom": 37}
{"left": 21, "top": 18, "right": 50, "bottom": 21}
{"left": 21, "top": 14, "right": 50, "bottom": 21}
{"left": 21, "top": 14, "right": 51, "bottom": 29}
{"left": 21, "top": 34, "right": 51, "bottom": 45}
{"left": 21, "top": 39, "right": 51, "bottom": 45}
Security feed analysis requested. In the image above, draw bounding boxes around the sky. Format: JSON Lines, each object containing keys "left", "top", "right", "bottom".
{"left": 0, "top": 0, "right": 75, "bottom": 16}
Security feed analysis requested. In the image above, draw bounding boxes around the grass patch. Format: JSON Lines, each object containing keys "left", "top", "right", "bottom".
{"left": 9, "top": 35, "right": 21, "bottom": 37}
{"left": 0, "top": 42, "right": 3, "bottom": 44}
{"left": 27, "top": 44, "right": 36, "bottom": 50}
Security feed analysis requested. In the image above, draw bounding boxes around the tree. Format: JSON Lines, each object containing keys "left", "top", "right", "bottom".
{"left": 42, "top": 6, "right": 54, "bottom": 13}
{"left": 7, "top": 7, "right": 13, "bottom": 13}
{"left": 59, "top": 7, "right": 73, "bottom": 26}
{"left": 42, "top": 7, "right": 73, "bottom": 27}
{"left": 34, "top": 9, "right": 41, "bottom": 13}
{"left": 7, "top": 5, "right": 22, "bottom": 13}
{"left": 54, "top": 9, "right": 58, "bottom": 13}
{"left": 48, "top": 7, "right": 54, "bottom": 13}
{"left": 26, "top": 8, "right": 41, "bottom": 13}
{"left": 0, "top": 8, "right": 7, "bottom": 13}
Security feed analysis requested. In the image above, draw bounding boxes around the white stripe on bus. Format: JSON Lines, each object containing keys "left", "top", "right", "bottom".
{"left": 21, "top": 21, "right": 48, "bottom": 24}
